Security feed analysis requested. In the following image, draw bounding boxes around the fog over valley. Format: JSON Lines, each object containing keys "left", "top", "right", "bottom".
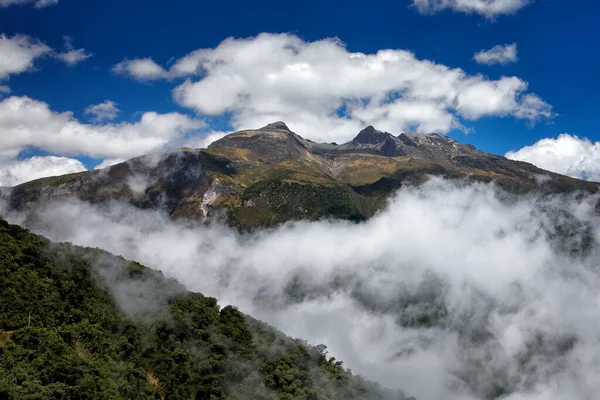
{"left": 2, "top": 1, "right": 599, "bottom": 398}
{"left": 4, "top": 178, "right": 600, "bottom": 399}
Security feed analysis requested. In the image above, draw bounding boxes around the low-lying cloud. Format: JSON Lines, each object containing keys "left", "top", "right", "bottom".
{"left": 2, "top": 178, "right": 600, "bottom": 400}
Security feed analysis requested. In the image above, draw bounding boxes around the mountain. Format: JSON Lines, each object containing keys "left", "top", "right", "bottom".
{"left": 0, "top": 216, "right": 413, "bottom": 400}
{"left": 3, "top": 122, "right": 598, "bottom": 229}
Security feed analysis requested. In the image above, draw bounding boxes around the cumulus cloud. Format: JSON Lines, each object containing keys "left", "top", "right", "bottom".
{"left": 0, "top": 95, "right": 203, "bottom": 184}
{"left": 474, "top": 43, "right": 518, "bottom": 65}
{"left": 456, "top": 77, "right": 551, "bottom": 120}
{"left": 114, "top": 34, "right": 552, "bottom": 143}
{"left": 0, "top": 34, "right": 51, "bottom": 80}
{"left": 0, "top": 155, "right": 86, "bottom": 186}
{"left": 112, "top": 58, "right": 168, "bottom": 81}
{"left": 412, "top": 0, "right": 532, "bottom": 18}
{"left": 0, "top": 0, "right": 57, "bottom": 8}
{"left": 5, "top": 178, "right": 600, "bottom": 400}
{"left": 506, "top": 134, "right": 600, "bottom": 182}
{"left": 0, "top": 95, "right": 204, "bottom": 160}
{"left": 84, "top": 100, "right": 119, "bottom": 122}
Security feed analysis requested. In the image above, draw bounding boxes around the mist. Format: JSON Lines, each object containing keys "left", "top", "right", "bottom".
{"left": 3, "top": 177, "right": 600, "bottom": 400}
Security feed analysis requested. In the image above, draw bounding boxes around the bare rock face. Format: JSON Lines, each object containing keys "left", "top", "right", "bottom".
{"left": 5, "top": 122, "right": 599, "bottom": 229}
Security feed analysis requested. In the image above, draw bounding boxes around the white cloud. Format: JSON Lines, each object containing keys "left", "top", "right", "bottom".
{"left": 173, "top": 34, "right": 552, "bottom": 142}
{"left": 474, "top": 43, "right": 518, "bottom": 65}
{"left": 0, "top": 95, "right": 204, "bottom": 160}
{"left": 0, "top": 34, "right": 51, "bottom": 79}
{"left": 0, "top": 155, "right": 86, "bottom": 186}
{"left": 0, "top": 85, "right": 9, "bottom": 95}
{"left": 114, "top": 34, "right": 552, "bottom": 143}
{"left": 0, "top": 0, "right": 57, "bottom": 8}
{"left": 112, "top": 58, "right": 168, "bottom": 81}
{"left": 56, "top": 48, "right": 92, "bottom": 66}
{"left": 412, "top": 0, "right": 531, "bottom": 18}
{"left": 84, "top": 100, "right": 119, "bottom": 122}
{"left": 506, "top": 134, "right": 600, "bottom": 182}
{"left": 456, "top": 76, "right": 552, "bottom": 120}
{"left": 7, "top": 178, "right": 600, "bottom": 400}
{"left": 55, "top": 36, "right": 92, "bottom": 67}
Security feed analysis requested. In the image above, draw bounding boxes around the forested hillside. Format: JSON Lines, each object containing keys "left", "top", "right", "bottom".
{"left": 0, "top": 217, "right": 411, "bottom": 400}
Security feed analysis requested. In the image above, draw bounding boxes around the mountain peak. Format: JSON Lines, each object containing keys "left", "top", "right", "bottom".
{"left": 352, "top": 126, "right": 391, "bottom": 145}
{"left": 261, "top": 121, "right": 291, "bottom": 131}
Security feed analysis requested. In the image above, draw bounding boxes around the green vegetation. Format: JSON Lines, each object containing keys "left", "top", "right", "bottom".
{"left": 0, "top": 218, "right": 411, "bottom": 399}
{"left": 228, "top": 177, "right": 365, "bottom": 229}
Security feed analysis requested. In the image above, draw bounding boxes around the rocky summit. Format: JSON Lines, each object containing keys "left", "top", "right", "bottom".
{"left": 3, "top": 123, "right": 598, "bottom": 229}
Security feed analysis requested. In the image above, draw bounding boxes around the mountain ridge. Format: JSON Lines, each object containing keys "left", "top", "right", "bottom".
{"left": 3, "top": 122, "right": 598, "bottom": 229}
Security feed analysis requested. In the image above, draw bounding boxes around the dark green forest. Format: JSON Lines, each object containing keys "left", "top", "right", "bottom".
{"left": 0, "top": 217, "right": 412, "bottom": 399}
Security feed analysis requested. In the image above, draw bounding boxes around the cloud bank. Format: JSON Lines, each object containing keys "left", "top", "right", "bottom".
{"left": 114, "top": 33, "right": 553, "bottom": 144}
{"left": 506, "top": 134, "right": 600, "bottom": 182}
{"left": 4, "top": 178, "right": 600, "bottom": 400}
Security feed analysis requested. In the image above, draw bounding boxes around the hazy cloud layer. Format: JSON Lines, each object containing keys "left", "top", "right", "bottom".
{"left": 507, "top": 134, "right": 600, "bottom": 182}
{"left": 4, "top": 178, "right": 600, "bottom": 399}
{"left": 412, "top": 0, "right": 531, "bottom": 18}
{"left": 474, "top": 43, "right": 518, "bottom": 65}
{"left": 114, "top": 33, "right": 553, "bottom": 144}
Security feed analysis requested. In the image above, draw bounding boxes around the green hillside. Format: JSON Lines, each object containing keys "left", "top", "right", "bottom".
{"left": 0, "top": 217, "right": 411, "bottom": 400}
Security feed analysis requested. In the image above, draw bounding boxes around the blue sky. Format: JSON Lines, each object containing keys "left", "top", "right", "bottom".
{"left": 0, "top": 0, "right": 599, "bottom": 184}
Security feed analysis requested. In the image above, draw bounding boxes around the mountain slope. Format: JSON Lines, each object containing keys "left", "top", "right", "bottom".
{"left": 3, "top": 123, "right": 598, "bottom": 229}
{"left": 0, "top": 217, "right": 412, "bottom": 400}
